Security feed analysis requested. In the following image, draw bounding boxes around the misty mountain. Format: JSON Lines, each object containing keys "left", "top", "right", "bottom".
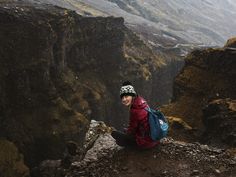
{"left": 27, "top": 0, "right": 236, "bottom": 54}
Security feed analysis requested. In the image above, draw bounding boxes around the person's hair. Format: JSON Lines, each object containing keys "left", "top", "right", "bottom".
{"left": 122, "top": 81, "right": 132, "bottom": 86}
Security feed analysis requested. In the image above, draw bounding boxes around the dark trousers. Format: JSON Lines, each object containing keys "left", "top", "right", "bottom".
{"left": 111, "top": 130, "right": 137, "bottom": 147}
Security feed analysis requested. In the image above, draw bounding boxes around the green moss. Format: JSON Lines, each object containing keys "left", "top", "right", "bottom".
{"left": 0, "top": 139, "right": 29, "bottom": 177}
{"left": 168, "top": 116, "right": 193, "bottom": 131}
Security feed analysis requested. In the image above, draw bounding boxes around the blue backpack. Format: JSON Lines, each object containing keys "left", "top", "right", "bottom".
{"left": 145, "top": 107, "right": 168, "bottom": 141}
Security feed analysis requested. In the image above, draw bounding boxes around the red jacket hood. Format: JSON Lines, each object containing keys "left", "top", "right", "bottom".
{"left": 131, "top": 96, "right": 148, "bottom": 110}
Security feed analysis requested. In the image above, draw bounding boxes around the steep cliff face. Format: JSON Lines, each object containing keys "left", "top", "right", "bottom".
{"left": 162, "top": 38, "right": 236, "bottom": 145}
{"left": 0, "top": 2, "right": 90, "bottom": 167}
{"left": 25, "top": 0, "right": 186, "bottom": 107}
{"left": 0, "top": 1, "right": 162, "bottom": 168}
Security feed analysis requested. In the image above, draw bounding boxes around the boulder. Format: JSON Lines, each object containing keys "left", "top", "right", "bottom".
{"left": 224, "top": 37, "right": 236, "bottom": 48}
{"left": 202, "top": 98, "right": 236, "bottom": 147}
{"left": 166, "top": 116, "right": 195, "bottom": 140}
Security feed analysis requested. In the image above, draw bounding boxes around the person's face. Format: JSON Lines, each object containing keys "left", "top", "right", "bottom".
{"left": 121, "top": 95, "right": 133, "bottom": 107}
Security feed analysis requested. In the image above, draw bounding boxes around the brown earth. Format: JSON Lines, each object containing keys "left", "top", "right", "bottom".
{"left": 161, "top": 38, "right": 236, "bottom": 144}
{"left": 34, "top": 121, "right": 236, "bottom": 177}
{"left": 202, "top": 98, "right": 236, "bottom": 147}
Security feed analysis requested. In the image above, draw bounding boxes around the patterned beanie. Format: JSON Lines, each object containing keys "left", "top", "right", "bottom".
{"left": 120, "top": 81, "right": 137, "bottom": 98}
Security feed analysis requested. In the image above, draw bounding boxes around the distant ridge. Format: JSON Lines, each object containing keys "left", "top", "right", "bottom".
{"left": 26, "top": 0, "right": 236, "bottom": 49}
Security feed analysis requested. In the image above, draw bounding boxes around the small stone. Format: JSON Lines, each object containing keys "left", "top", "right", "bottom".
{"left": 229, "top": 160, "right": 236, "bottom": 165}
{"left": 219, "top": 166, "right": 226, "bottom": 172}
{"left": 113, "top": 169, "right": 119, "bottom": 174}
{"left": 191, "top": 170, "right": 200, "bottom": 176}
{"left": 122, "top": 166, "right": 128, "bottom": 171}
{"left": 162, "top": 170, "right": 168, "bottom": 174}
{"left": 200, "top": 144, "right": 210, "bottom": 151}
{"left": 215, "top": 169, "right": 221, "bottom": 174}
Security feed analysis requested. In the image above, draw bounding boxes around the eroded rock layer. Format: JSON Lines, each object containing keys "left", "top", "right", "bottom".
{"left": 162, "top": 38, "right": 236, "bottom": 146}
{"left": 0, "top": 1, "right": 162, "bottom": 168}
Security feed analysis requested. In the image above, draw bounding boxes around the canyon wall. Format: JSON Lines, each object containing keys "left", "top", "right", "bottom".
{"left": 162, "top": 38, "right": 236, "bottom": 147}
{"left": 0, "top": 1, "right": 165, "bottom": 169}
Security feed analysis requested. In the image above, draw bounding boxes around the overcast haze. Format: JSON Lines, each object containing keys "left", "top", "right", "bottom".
{"left": 28, "top": 0, "right": 236, "bottom": 47}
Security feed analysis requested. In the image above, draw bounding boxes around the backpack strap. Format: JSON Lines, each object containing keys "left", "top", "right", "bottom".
{"left": 144, "top": 107, "right": 150, "bottom": 112}
{"left": 145, "top": 107, "right": 168, "bottom": 123}
{"left": 138, "top": 107, "right": 150, "bottom": 138}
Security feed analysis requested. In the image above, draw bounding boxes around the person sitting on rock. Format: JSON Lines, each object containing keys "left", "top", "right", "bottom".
{"left": 111, "top": 81, "right": 159, "bottom": 148}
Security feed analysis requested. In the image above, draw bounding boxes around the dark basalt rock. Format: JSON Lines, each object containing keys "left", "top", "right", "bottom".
{"left": 202, "top": 98, "right": 236, "bottom": 147}
{"left": 0, "top": 0, "right": 163, "bottom": 171}
{"left": 161, "top": 37, "right": 236, "bottom": 144}
{"left": 0, "top": 1, "right": 90, "bottom": 167}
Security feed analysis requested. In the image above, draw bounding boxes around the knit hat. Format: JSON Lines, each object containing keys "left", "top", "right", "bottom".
{"left": 120, "top": 81, "right": 137, "bottom": 98}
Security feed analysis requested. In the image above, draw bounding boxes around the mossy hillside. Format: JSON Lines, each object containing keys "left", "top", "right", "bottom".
{"left": 0, "top": 139, "right": 29, "bottom": 177}
{"left": 162, "top": 38, "right": 236, "bottom": 142}
{"left": 0, "top": 3, "right": 90, "bottom": 167}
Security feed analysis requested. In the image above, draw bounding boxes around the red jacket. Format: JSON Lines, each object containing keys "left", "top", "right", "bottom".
{"left": 127, "top": 96, "right": 159, "bottom": 148}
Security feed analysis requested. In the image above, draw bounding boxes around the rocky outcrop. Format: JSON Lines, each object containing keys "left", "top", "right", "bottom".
{"left": 202, "top": 99, "right": 236, "bottom": 147}
{"left": 0, "top": 0, "right": 162, "bottom": 170}
{"left": 224, "top": 38, "right": 236, "bottom": 48}
{"left": 162, "top": 37, "right": 236, "bottom": 145}
{"left": 34, "top": 120, "right": 236, "bottom": 177}
{"left": 166, "top": 116, "right": 195, "bottom": 141}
